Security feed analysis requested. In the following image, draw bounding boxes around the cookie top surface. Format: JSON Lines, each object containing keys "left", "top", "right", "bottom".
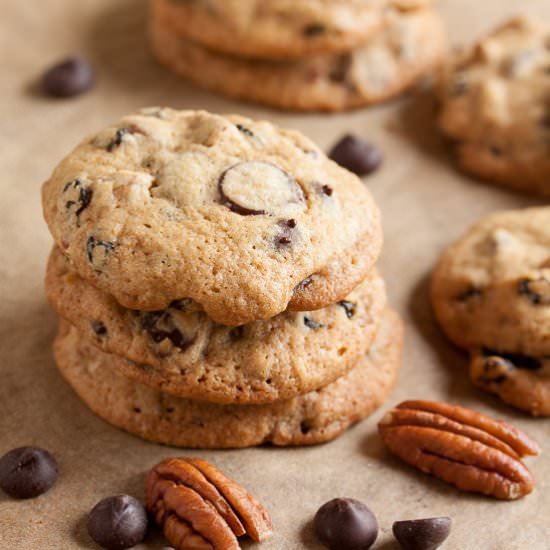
{"left": 154, "top": 0, "right": 427, "bottom": 60}
{"left": 46, "top": 248, "right": 386, "bottom": 404}
{"left": 470, "top": 349, "right": 550, "bottom": 417}
{"left": 42, "top": 109, "right": 382, "bottom": 325}
{"left": 438, "top": 17, "right": 550, "bottom": 194}
{"left": 432, "top": 207, "right": 550, "bottom": 356}
{"left": 151, "top": 7, "right": 446, "bottom": 112}
{"left": 53, "top": 310, "right": 402, "bottom": 448}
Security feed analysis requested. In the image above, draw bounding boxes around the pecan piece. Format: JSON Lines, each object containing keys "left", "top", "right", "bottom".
{"left": 378, "top": 400, "right": 540, "bottom": 500}
{"left": 145, "top": 457, "right": 273, "bottom": 550}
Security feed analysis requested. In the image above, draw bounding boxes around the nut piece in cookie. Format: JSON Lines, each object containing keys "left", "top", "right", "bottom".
{"left": 145, "top": 457, "right": 273, "bottom": 549}
{"left": 378, "top": 400, "right": 540, "bottom": 499}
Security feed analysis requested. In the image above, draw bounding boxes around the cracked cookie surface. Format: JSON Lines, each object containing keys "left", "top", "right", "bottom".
{"left": 432, "top": 207, "right": 550, "bottom": 415}
{"left": 47, "top": 247, "right": 386, "bottom": 404}
{"left": 42, "top": 108, "right": 382, "bottom": 324}
{"left": 151, "top": 7, "right": 446, "bottom": 112}
{"left": 438, "top": 17, "right": 550, "bottom": 195}
{"left": 53, "top": 310, "right": 402, "bottom": 448}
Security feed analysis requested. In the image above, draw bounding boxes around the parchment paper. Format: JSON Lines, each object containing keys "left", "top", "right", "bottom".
{"left": 1, "top": 1, "right": 550, "bottom": 548}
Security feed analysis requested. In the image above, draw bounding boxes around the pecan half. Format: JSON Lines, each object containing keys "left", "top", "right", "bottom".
{"left": 145, "top": 457, "right": 273, "bottom": 549}
{"left": 378, "top": 400, "right": 540, "bottom": 500}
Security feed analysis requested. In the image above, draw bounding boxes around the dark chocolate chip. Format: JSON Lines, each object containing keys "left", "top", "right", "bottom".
{"left": 303, "top": 23, "right": 326, "bottom": 37}
{"left": 300, "top": 421, "right": 312, "bottom": 434}
{"left": 87, "top": 495, "right": 147, "bottom": 550}
{"left": 86, "top": 236, "right": 115, "bottom": 266}
{"left": 236, "top": 124, "right": 254, "bottom": 137}
{"left": 393, "top": 517, "right": 451, "bottom": 550}
{"left": 482, "top": 348, "right": 542, "bottom": 371}
{"left": 64, "top": 179, "right": 92, "bottom": 219}
{"left": 304, "top": 316, "right": 323, "bottom": 330}
{"left": 518, "top": 277, "right": 550, "bottom": 305}
{"left": 337, "top": 301, "right": 356, "bottom": 319}
{"left": 140, "top": 311, "right": 193, "bottom": 350}
{"left": 314, "top": 498, "right": 378, "bottom": 550}
{"left": 455, "top": 287, "right": 482, "bottom": 301}
{"left": 275, "top": 219, "right": 298, "bottom": 248}
{"left": 328, "top": 134, "right": 383, "bottom": 177}
{"left": 0, "top": 447, "right": 58, "bottom": 499}
{"left": 91, "top": 320, "right": 107, "bottom": 336}
{"left": 41, "top": 57, "right": 95, "bottom": 98}
{"left": 321, "top": 184, "right": 333, "bottom": 196}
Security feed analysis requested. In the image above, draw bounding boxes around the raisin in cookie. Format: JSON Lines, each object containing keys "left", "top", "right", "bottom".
{"left": 153, "top": 0, "right": 392, "bottom": 60}
{"left": 42, "top": 109, "right": 382, "bottom": 325}
{"left": 46, "top": 247, "right": 386, "bottom": 404}
{"left": 438, "top": 17, "right": 550, "bottom": 195}
{"left": 53, "top": 310, "right": 402, "bottom": 448}
{"left": 150, "top": 7, "right": 446, "bottom": 112}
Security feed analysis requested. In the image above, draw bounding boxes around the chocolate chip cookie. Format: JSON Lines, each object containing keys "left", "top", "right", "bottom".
{"left": 152, "top": 0, "right": 390, "bottom": 60}
{"left": 41, "top": 109, "right": 382, "bottom": 325}
{"left": 53, "top": 310, "right": 402, "bottom": 448}
{"left": 46, "top": 248, "right": 386, "bottom": 404}
{"left": 150, "top": 7, "right": 446, "bottom": 112}
{"left": 432, "top": 207, "right": 550, "bottom": 415}
{"left": 438, "top": 17, "right": 550, "bottom": 195}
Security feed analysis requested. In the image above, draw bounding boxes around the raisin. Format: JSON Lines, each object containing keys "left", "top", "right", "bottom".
{"left": 139, "top": 311, "right": 192, "bottom": 350}
{"left": 63, "top": 179, "right": 93, "bottom": 219}
{"left": 106, "top": 125, "right": 144, "bottom": 152}
{"left": 304, "top": 316, "right": 323, "bottom": 329}
{"left": 235, "top": 124, "right": 254, "bottom": 137}
{"left": 90, "top": 321, "right": 107, "bottom": 336}
{"left": 86, "top": 236, "right": 115, "bottom": 266}
{"left": 455, "top": 287, "right": 482, "bottom": 301}
{"left": 338, "top": 301, "right": 356, "bottom": 319}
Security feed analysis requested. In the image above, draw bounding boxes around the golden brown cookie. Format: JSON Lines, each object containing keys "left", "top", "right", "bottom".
{"left": 150, "top": 6, "right": 446, "bottom": 112}
{"left": 46, "top": 247, "right": 386, "bottom": 404}
{"left": 53, "top": 310, "right": 403, "bottom": 448}
{"left": 438, "top": 17, "right": 550, "bottom": 195}
{"left": 41, "top": 108, "right": 382, "bottom": 325}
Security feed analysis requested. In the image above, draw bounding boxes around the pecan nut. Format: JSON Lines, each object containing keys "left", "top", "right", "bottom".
{"left": 378, "top": 400, "right": 540, "bottom": 500}
{"left": 145, "top": 457, "right": 273, "bottom": 549}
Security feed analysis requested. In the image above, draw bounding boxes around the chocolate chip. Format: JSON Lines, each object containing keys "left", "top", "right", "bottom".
{"left": 321, "top": 184, "right": 333, "bottom": 196}
{"left": 91, "top": 320, "right": 107, "bottom": 336}
{"left": 140, "top": 311, "right": 193, "bottom": 350}
{"left": 219, "top": 161, "right": 305, "bottom": 216}
{"left": 393, "top": 517, "right": 451, "bottom": 550}
{"left": 455, "top": 287, "right": 482, "bottom": 301}
{"left": 300, "top": 421, "right": 312, "bottom": 434}
{"left": 337, "top": 301, "right": 356, "bottom": 319}
{"left": 518, "top": 277, "right": 550, "bottom": 304}
{"left": 236, "top": 124, "right": 254, "bottom": 137}
{"left": 87, "top": 495, "right": 147, "bottom": 550}
{"left": 303, "top": 23, "right": 326, "bottom": 36}
{"left": 64, "top": 179, "right": 92, "bottom": 219}
{"left": 41, "top": 57, "right": 95, "bottom": 98}
{"left": 304, "top": 316, "right": 323, "bottom": 330}
{"left": 314, "top": 498, "right": 378, "bottom": 550}
{"left": 0, "top": 447, "right": 58, "bottom": 499}
{"left": 275, "top": 219, "right": 298, "bottom": 248}
{"left": 86, "top": 236, "right": 115, "bottom": 266}
{"left": 328, "top": 134, "right": 383, "bottom": 177}
{"left": 482, "top": 348, "right": 542, "bottom": 371}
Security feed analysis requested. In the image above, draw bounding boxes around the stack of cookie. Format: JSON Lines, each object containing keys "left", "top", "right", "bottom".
{"left": 42, "top": 108, "right": 402, "bottom": 448}
{"left": 150, "top": 0, "right": 446, "bottom": 111}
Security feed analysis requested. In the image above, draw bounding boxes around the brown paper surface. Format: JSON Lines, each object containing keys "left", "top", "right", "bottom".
{"left": 2, "top": 1, "right": 550, "bottom": 548}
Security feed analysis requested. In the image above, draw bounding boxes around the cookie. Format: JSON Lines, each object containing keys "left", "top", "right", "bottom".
{"left": 470, "top": 350, "right": 550, "bottom": 417}
{"left": 46, "top": 247, "right": 387, "bottom": 404}
{"left": 53, "top": 310, "right": 403, "bottom": 448}
{"left": 152, "top": 0, "right": 391, "bottom": 60}
{"left": 150, "top": 7, "right": 446, "bottom": 112}
{"left": 438, "top": 17, "right": 550, "bottom": 195}
{"left": 431, "top": 207, "right": 550, "bottom": 357}
{"left": 42, "top": 109, "right": 382, "bottom": 325}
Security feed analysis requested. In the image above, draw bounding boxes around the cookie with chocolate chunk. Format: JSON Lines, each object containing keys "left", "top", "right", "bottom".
{"left": 432, "top": 207, "right": 550, "bottom": 415}
{"left": 438, "top": 17, "right": 550, "bottom": 195}
{"left": 46, "top": 247, "right": 386, "bottom": 404}
{"left": 53, "top": 310, "right": 402, "bottom": 448}
{"left": 152, "top": 0, "right": 392, "bottom": 60}
{"left": 41, "top": 109, "right": 382, "bottom": 325}
{"left": 150, "top": 7, "right": 446, "bottom": 112}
